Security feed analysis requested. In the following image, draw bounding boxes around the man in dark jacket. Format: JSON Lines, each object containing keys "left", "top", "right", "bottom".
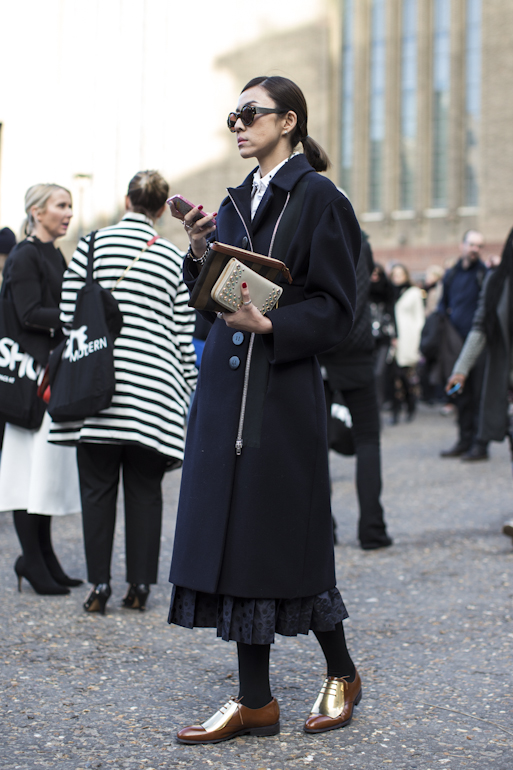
{"left": 439, "top": 230, "right": 488, "bottom": 461}
{"left": 319, "top": 232, "right": 392, "bottom": 550}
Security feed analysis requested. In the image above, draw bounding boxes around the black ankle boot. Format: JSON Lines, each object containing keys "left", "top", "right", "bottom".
{"left": 39, "top": 516, "right": 83, "bottom": 587}
{"left": 14, "top": 556, "right": 70, "bottom": 595}
{"left": 13, "top": 511, "right": 70, "bottom": 595}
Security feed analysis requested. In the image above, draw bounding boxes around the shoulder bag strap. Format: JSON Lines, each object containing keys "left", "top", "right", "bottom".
{"left": 111, "top": 235, "right": 159, "bottom": 292}
{"left": 85, "top": 231, "right": 98, "bottom": 285}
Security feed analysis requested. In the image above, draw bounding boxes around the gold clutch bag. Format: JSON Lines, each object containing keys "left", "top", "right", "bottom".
{"left": 211, "top": 258, "right": 283, "bottom": 314}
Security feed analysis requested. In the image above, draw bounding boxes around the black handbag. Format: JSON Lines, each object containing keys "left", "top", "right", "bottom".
{"left": 0, "top": 293, "right": 46, "bottom": 430}
{"left": 48, "top": 231, "right": 122, "bottom": 422}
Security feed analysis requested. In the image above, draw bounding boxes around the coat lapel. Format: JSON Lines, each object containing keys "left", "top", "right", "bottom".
{"left": 251, "top": 185, "right": 274, "bottom": 232}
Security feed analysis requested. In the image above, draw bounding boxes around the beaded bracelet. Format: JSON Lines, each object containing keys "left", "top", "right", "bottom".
{"left": 186, "top": 244, "right": 209, "bottom": 266}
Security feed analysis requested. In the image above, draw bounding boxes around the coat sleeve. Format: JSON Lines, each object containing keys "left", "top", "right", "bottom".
{"left": 262, "top": 197, "right": 360, "bottom": 364}
{"left": 172, "top": 278, "right": 198, "bottom": 395}
{"left": 9, "top": 243, "right": 61, "bottom": 331}
{"left": 451, "top": 272, "right": 490, "bottom": 376}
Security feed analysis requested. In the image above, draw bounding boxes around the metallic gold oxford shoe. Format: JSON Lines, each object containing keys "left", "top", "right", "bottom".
{"left": 304, "top": 670, "right": 362, "bottom": 734}
{"left": 177, "top": 697, "right": 280, "bottom": 744}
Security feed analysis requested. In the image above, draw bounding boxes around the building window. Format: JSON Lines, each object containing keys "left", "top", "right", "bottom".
{"left": 431, "top": 0, "right": 451, "bottom": 208}
{"left": 464, "top": 0, "right": 481, "bottom": 206}
{"left": 368, "top": 0, "right": 386, "bottom": 212}
{"left": 340, "top": 0, "right": 355, "bottom": 197}
{"left": 399, "top": 0, "right": 417, "bottom": 211}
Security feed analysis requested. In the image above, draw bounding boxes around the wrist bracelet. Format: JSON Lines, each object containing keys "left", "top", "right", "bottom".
{"left": 187, "top": 244, "right": 210, "bottom": 266}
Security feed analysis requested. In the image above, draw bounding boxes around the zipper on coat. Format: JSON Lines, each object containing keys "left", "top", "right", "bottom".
{"left": 228, "top": 190, "right": 290, "bottom": 455}
{"left": 235, "top": 332, "right": 255, "bottom": 455}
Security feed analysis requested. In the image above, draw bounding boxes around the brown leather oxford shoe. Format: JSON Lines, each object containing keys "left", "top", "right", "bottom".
{"left": 177, "top": 697, "right": 280, "bottom": 744}
{"left": 304, "top": 670, "right": 362, "bottom": 734}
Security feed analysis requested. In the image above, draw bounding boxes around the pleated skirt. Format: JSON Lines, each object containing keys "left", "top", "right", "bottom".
{"left": 168, "top": 584, "right": 348, "bottom": 645}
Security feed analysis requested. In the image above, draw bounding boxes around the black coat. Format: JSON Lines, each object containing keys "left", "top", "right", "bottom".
{"left": 169, "top": 155, "right": 360, "bottom": 598}
{"left": 473, "top": 273, "right": 510, "bottom": 443}
{"left": 2, "top": 238, "right": 65, "bottom": 365}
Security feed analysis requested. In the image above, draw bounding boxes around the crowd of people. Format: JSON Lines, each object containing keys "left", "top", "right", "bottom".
{"left": 0, "top": 74, "right": 512, "bottom": 746}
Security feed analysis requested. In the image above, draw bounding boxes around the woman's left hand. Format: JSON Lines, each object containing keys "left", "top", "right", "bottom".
{"left": 219, "top": 282, "right": 273, "bottom": 334}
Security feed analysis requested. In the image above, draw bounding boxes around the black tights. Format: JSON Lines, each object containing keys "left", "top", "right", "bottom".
{"left": 237, "top": 622, "right": 355, "bottom": 709}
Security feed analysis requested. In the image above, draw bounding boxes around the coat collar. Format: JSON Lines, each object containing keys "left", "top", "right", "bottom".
{"left": 225, "top": 154, "right": 315, "bottom": 236}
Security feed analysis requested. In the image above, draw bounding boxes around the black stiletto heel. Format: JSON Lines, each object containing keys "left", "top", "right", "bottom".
{"left": 122, "top": 583, "right": 150, "bottom": 611}
{"left": 84, "top": 583, "right": 111, "bottom": 614}
{"left": 14, "top": 556, "right": 70, "bottom": 596}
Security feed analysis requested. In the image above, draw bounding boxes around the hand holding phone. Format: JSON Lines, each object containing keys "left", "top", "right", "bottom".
{"left": 447, "top": 382, "right": 461, "bottom": 396}
{"left": 167, "top": 195, "right": 217, "bottom": 227}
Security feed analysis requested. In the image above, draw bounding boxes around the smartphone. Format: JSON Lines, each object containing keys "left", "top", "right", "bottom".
{"left": 167, "top": 195, "right": 216, "bottom": 226}
{"left": 447, "top": 382, "right": 462, "bottom": 396}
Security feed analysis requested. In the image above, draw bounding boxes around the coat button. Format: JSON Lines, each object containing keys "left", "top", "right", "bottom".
{"left": 241, "top": 237, "right": 248, "bottom": 249}
{"left": 232, "top": 331, "right": 244, "bottom": 346}
{"left": 229, "top": 356, "right": 240, "bottom": 370}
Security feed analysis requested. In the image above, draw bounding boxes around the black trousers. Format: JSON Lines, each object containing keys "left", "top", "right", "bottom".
{"left": 325, "top": 380, "right": 389, "bottom": 547}
{"left": 456, "top": 351, "right": 486, "bottom": 449}
{"left": 77, "top": 443, "right": 167, "bottom": 585}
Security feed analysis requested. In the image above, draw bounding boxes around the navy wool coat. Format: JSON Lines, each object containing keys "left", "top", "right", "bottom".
{"left": 169, "top": 154, "right": 360, "bottom": 599}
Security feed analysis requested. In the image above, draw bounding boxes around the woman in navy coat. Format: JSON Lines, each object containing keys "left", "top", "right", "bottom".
{"left": 168, "top": 76, "right": 362, "bottom": 743}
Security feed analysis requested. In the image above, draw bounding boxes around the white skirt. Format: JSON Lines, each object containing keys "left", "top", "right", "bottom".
{"left": 0, "top": 412, "right": 81, "bottom": 516}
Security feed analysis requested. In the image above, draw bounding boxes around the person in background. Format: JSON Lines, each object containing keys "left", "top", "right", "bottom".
{"left": 50, "top": 170, "right": 197, "bottom": 615}
{"left": 419, "top": 264, "right": 445, "bottom": 405}
{"left": 319, "top": 232, "right": 392, "bottom": 551}
{"left": 389, "top": 264, "right": 425, "bottom": 424}
{"left": 0, "top": 227, "right": 17, "bottom": 452}
{"left": 369, "top": 263, "right": 396, "bottom": 410}
{"left": 423, "top": 264, "right": 444, "bottom": 317}
{"left": 169, "top": 76, "right": 362, "bottom": 744}
{"left": 0, "top": 184, "right": 82, "bottom": 595}
{"left": 439, "top": 230, "right": 488, "bottom": 461}
{"left": 445, "top": 229, "right": 513, "bottom": 544}
{"left": 0, "top": 227, "right": 17, "bottom": 285}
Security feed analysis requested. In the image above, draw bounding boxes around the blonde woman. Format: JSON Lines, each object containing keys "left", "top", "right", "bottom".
{"left": 0, "top": 184, "right": 82, "bottom": 595}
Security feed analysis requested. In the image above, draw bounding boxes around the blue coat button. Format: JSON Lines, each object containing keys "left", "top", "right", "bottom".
{"left": 232, "top": 332, "right": 244, "bottom": 346}
{"left": 229, "top": 356, "right": 240, "bottom": 370}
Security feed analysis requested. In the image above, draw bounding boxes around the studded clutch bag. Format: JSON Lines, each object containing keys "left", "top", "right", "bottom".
{"left": 188, "top": 242, "right": 292, "bottom": 314}
{"left": 211, "top": 258, "right": 283, "bottom": 314}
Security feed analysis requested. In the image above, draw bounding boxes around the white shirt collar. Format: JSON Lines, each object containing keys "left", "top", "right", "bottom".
{"left": 250, "top": 153, "right": 299, "bottom": 219}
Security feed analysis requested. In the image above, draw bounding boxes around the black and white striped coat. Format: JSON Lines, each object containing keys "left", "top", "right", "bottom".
{"left": 49, "top": 213, "right": 197, "bottom": 467}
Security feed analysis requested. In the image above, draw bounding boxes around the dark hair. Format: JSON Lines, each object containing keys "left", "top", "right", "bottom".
{"left": 240, "top": 76, "right": 331, "bottom": 172}
{"left": 127, "top": 170, "right": 169, "bottom": 219}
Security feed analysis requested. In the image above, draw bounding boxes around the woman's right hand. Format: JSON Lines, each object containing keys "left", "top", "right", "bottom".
{"left": 445, "top": 372, "right": 466, "bottom": 394}
{"left": 170, "top": 201, "right": 216, "bottom": 258}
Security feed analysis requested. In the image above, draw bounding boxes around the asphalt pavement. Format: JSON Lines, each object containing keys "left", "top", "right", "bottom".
{"left": 1, "top": 403, "right": 513, "bottom": 770}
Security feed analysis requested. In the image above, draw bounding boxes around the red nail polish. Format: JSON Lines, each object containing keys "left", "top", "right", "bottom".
{"left": 198, "top": 205, "right": 204, "bottom": 210}
{"left": 242, "top": 282, "right": 247, "bottom": 289}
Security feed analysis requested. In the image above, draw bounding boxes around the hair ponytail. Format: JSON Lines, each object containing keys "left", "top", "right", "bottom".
{"left": 241, "top": 76, "right": 331, "bottom": 172}
{"left": 301, "top": 135, "right": 330, "bottom": 173}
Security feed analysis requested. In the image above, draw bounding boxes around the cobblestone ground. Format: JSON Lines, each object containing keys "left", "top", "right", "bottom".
{"left": 1, "top": 404, "right": 513, "bottom": 770}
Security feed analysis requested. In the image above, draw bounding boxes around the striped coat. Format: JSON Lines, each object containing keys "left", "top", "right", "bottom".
{"left": 49, "top": 213, "right": 197, "bottom": 467}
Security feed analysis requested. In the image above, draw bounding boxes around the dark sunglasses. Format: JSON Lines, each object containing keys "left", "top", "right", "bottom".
{"left": 227, "top": 105, "right": 281, "bottom": 131}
